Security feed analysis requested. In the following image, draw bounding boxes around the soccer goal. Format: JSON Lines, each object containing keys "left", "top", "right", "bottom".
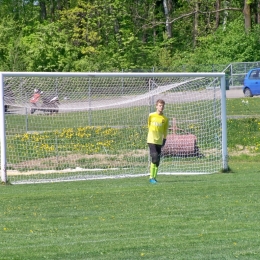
{"left": 0, "top": 72, "right": 227, "bottom": 184}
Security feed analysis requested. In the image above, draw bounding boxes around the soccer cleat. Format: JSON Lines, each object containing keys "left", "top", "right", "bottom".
{"left": 149, "top": 178, "right": 157, "bottom": 184}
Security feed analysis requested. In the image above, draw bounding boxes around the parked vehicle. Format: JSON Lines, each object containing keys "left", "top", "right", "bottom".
{"left": 30, "top": 89, "right": 60, "bottom": 114}
{"left": 243, "top": 68, "right": 260, "bottom": 97}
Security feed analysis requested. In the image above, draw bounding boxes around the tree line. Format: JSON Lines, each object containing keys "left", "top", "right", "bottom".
{"left": 0, "top": 0, "right": 259, "bottom": 72}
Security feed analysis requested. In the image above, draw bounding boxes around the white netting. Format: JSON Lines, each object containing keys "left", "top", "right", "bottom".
{"left": 2, "top": 73, "right": 224, "bottom": 184}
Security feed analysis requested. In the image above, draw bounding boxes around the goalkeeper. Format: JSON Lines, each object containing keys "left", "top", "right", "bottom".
{"left": 147, "top": 99, "right": 169, "bottom": 184}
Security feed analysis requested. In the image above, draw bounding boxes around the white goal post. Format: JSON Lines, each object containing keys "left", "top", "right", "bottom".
{"left": 0, "top": 72, "right": 227, "bottom": 184}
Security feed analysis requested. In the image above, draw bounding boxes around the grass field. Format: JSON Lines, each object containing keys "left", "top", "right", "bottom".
{"left": 1, "top": 162, "right": 260, "bottom": 259}
{"left": 1, "top": 96, "right": 260, "bottom": 259}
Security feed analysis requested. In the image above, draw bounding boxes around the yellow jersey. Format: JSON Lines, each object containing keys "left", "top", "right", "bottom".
{"left": 147, "top": 112, "right": 169, "bottom": 145}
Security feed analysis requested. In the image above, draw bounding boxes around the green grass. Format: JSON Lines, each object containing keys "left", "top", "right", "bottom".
{"left": 1, "top": 97, "right": 260, "bottom": 259}
{"left": 226, "top": 97, "right": 260, "bottom": 116}
{"left": 6, "top": 98, "right": 260, "bottom": 170}
{"left": 5, "top": 106, "right": 151, "bottom": 135}
{"left": 6, "top": 99, "right": 220, "bottom": 135}
{"left": 1, "top": 164, "right": 260, "bottom": 259}
{"left": 5, "top": 100, "right": 220, "bottom": 170}
{"left": 226, "top": 98, "right": 260, "bottom": 152}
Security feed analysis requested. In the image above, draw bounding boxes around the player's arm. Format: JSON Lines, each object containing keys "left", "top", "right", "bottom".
{"left": 162, "top": 118, "right": 169, "bottom": 147}
{"left": 164, "top": 117, "right": 169, "bottom": 138}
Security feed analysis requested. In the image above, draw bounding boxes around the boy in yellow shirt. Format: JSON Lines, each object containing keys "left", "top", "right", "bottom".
{"left": 147, "top": 99, "right": 169, "bottom": 184}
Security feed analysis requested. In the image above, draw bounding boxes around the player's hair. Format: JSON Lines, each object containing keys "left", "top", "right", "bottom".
{"left": 156, "top": 99, "right": 165, "bottom": 105}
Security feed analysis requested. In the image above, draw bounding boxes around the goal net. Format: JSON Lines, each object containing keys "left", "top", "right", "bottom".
{"left": 0, "top": 72, "right": 227, "bottom": 184}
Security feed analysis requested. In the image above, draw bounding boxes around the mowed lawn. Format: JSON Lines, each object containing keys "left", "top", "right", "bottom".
{"left": 1, "top": 159, "right": 260, "bottom": 259}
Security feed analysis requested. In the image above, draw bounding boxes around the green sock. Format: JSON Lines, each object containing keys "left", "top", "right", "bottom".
{"left": 154, "top": 165, "right": 158, "bottom": 179}
{"left": 150, "top": 163, "right": 156, "bottom": 179}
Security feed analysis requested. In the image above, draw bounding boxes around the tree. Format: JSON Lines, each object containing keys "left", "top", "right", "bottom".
{"left": 39, "top": 1, "right": 47, "bottom": 20}
{"left": 163, "top": 0, "right": 173, "bottom": 38}
{"left": 19, "top": 22, "right": 78, "bottom": 71}
{"left": 243, "top": 0, "right": 251, "bottom": 32}
{"left": 0, "top": 18, "right": 27, "bottom": 71}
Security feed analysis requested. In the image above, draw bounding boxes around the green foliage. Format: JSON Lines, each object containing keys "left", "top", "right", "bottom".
{"left": 0, "top": 1, "right": 260, "bottom": 72}
{"left": 0, "top": 19, "right": 26, "bottom": 71}
{"left": 171, "top": 18, "right": 260, "bottom": 68}
{"left": 58, "top": 2, "right": 101, "bottom": 50}
{"left": 20, "top": 22, "right": 79, "bottom": 71}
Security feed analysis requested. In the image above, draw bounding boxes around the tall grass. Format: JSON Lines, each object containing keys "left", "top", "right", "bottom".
{"left": 6, "top": 98, "right": 260, "bottom": 167}
{"left": 226, "top": 97, "right": 260, "bottom": 153}
{"left": 226, "top": 97, "right": 260, "bottom": 116}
